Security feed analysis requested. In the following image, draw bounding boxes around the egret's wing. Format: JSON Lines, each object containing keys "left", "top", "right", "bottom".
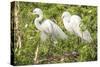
{"left": 49, "top": 19, "right": 68, "bottom": 40}
{"left": 70, "top": 15, "right": 92, "bottom": 42}
{"left": 40, "top": 20, "right": 53, "bottom": 34}
{"left": 70, "top": 15, "right": 83, "bottom": 36}
{"left": 70, "top": 15, "right": 81, "bottom": 28}
{"left": 70, "top": 15, "right": 88, "bottom": 40}
{"left": 70, "top": 15, "right": 86, "bottom": 32}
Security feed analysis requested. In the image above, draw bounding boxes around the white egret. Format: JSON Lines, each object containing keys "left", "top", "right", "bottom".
{"left": 62, "top": 11, "right": 92, "bottom": 43}
{"left": 33, "top": 8, "right": 68, "bottom": 42}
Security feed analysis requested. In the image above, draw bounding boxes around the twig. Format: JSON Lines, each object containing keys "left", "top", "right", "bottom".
{"left": 34, "top": 45, "right": 39, "bottom": 64}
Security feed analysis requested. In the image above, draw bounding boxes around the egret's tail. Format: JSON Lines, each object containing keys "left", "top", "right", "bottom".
{"left": 82, "top": 30, "right": 92, "bottom": 43}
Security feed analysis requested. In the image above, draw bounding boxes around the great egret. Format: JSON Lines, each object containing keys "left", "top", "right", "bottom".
{"left": 62, "top": 11, "right": 92, "bottom": 43}
{"left": 33, "top": 8, "right": 68, "bottom": 42}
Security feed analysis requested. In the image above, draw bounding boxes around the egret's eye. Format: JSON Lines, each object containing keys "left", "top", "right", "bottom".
{"left": 62, "top": 16, "right": 64, "bottom": 18}
{"left": 62, "top": 15, "right": 66, "bottom": 19}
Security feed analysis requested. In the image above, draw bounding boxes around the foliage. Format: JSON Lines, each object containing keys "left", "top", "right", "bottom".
{"left": 11, "top": 2, "right": 97, "bottom": 65}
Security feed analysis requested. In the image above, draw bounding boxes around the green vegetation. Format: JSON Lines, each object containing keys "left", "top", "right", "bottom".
{"left": 11, "top": 2, "right": 97, "bottom": 65}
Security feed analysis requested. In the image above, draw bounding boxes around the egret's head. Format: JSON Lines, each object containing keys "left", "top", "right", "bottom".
{"left": 33, "top": 8, "right": 43, "bottom": 16}
{"left": 61, "top": 11, "right": 71, "bottom": 19}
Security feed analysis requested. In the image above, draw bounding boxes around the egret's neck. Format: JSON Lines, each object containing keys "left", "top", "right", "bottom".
{"left": 34, "top": 13, "right": 43, "bottom": 31}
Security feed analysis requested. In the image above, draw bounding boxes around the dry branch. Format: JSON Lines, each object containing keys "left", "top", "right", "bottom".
{"left": 14, "top": 1, "right": 22, "bottom": 49}
{"left": 34, "top": 45, "right": 39, "bottom": 64}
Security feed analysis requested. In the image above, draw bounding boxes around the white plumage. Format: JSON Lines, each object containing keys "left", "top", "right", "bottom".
{"left": 62, "top": 11, "right": 92, "bottom": 43}
{"left": 33, "top": 8, "right": 68, "bottom": 42}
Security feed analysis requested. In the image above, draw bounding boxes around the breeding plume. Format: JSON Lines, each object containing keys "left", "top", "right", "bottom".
{"left": 62, "top": 11, "right": 92, "bottom": 43}
{"left": 33, "top": 8, "right": 68, "bottom": 42}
